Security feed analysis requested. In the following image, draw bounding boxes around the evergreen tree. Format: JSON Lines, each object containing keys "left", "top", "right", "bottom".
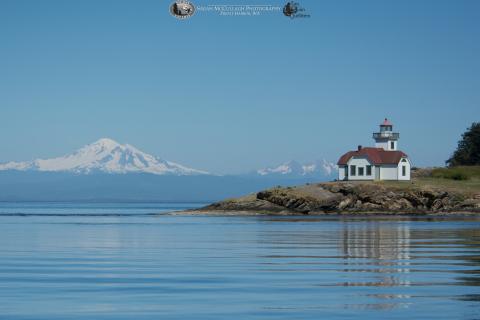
{"left": 446, "top": 122, "right": 480, "bottom": 166}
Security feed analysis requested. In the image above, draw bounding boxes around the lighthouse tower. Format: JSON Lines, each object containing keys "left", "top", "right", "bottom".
{"left": 373, "top": 118, "right": 399, "bottom": 151}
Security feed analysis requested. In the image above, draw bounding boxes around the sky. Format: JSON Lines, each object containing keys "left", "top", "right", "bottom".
{"left": 1, "top": 0, "right": 479, "bottom": 174}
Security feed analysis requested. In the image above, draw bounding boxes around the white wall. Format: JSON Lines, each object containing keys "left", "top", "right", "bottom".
{"left": 346, "top": 157, "right": 375, "bottom": 181}
{"left": 338, "top": 165, "right": 347, "bottom": 180}
{"left": 342, "top": 155, "right": 411, "bottom": 181}
{"left": 380, "top": 165, "right": 398, "bottom": 180}
{"left": 375, "top": 140, "right": 388, "bottom": 150}
{"left": 397, "top": 157, "right": 411, "bottom": 180}
{"left": 375, "top": 140, "right": 397, "bottom": 150}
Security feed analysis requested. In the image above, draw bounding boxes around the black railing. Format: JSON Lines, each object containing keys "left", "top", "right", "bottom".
{"left": 372, "top": 132, "right": 399, "bottom": 139}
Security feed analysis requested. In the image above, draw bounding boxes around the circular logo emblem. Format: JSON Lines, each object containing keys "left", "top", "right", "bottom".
{"left": 283, "top": 2, "right": 298, "bottom": 17}
{"left": 170, "top": 1, "right": 195, "bottom": 19}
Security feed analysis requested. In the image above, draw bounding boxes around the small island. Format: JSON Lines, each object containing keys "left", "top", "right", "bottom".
{"left": 179, "top": 122, "right": 480, "bottom": 216}
{"left": 179, "top": 167, "right": 480, "bottom": 215}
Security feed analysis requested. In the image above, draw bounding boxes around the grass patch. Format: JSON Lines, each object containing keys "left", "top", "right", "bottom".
{"left": 431, "top": 166, "right": 480, "bottom": 181}
{"left": 378, "top": 176, "right": 480, "bottom": 195}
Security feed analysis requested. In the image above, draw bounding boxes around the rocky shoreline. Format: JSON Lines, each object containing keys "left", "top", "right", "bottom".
{"left": 177, "top": 180, "right": 480, "bottom": 215}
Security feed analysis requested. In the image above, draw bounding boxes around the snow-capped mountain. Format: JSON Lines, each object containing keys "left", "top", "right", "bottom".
{"left": 0, "top": 138, "right": 209, "bottom": 176}
{"left": 256, "top": 159, "right": 337, "bottom": 178}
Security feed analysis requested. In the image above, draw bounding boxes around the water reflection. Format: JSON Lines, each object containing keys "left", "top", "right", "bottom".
{"left": 340, "top": 220, "right": 480, "bottom": 308}
{"left": 335, "top": 222, "right": 412, "bottom": 310}
{"left": 258, "top": 217, "right": 480, "bottom": 312}
{"left": 340, "top": 222, "right": 411, "bottom": 287}
{"left": 341, "top": 222, "right": 411, "bottom": 261}
{"left": 1, "top": 210, "right": 480, "bottom": 319}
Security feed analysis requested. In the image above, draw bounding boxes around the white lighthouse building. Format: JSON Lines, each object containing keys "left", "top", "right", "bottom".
{"left": 337, "top": 119, "right": 411, "bottom": 181}
{"left": 373, "top": 118, "right": 399, "bottom": 151}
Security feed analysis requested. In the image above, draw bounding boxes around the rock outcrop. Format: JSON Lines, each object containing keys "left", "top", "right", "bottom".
{"left": 188, "top": 181, "right": 480, "bottom": 215}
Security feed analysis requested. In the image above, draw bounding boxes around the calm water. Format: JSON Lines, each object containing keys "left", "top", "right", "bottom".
{"left": 0, "top": 203, "right": 479, "bottom": 320}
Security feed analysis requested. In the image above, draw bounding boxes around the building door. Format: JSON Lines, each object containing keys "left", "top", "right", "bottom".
{"left": 375, "top": 166, "right": 380, "bottom": 180}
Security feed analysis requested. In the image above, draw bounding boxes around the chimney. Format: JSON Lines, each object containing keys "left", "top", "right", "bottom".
{"left": 357, "top": 145, "right": 362, "bottom": 151}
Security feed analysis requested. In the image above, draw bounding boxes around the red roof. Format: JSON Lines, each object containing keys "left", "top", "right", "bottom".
{"left": 381, "top": 118, "right": 393, "bottom": 126}
{"left": 337, "top": 147, "right": 407, "bottom": 165}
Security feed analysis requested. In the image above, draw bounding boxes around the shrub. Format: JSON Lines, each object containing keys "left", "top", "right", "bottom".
{"left": 446, "top": 122, "right": 480, "bottom": 166}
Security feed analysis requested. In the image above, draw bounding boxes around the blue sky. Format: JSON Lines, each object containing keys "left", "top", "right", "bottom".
{"left": 1, "top": 0, "right": 479, "bottom": 174}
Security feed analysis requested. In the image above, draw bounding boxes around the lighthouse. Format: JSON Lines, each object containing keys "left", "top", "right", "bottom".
{"left": 337, "top": 118, "right": 411, "bottom": 181}
{"left": 373, "top": 118, "right": 399, "bottom": 151}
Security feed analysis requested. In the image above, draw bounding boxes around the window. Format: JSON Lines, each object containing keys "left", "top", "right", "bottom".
{"left": 358, "top": 167, "right": 364, "bottom": 176}
{"left": 350, "top": 165, "right": 356, "bottom": 176}
{"left": 402, "top": 165, "right": 406, "bottom": 176}
{"left": 390, "top": 141, "right": 395, "bottom": 149}
{"left": 366, "top": 165, "right": 372, "bottom": 176}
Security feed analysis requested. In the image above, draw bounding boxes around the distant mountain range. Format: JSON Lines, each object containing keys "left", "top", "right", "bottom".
{"left": 0, "top": 138, "right": 337, "bottom": 201}
{"left": 0, "top": 138, "right": 337, "bottom": 178}
{"left": 255, "top": 160, "right": 336, "bottom": 178}
{"left": 0, "top": 138, "right": 209, "bottom": 176}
